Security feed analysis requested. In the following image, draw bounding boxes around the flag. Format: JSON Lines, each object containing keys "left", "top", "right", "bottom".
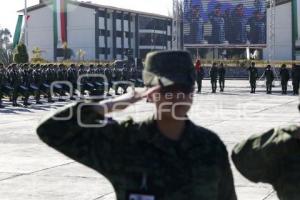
{"left": 13, "top": 15, "right": 30, "bottom": 49}
{"left": 53, "top": 0, "right": 67, "bottom": 48}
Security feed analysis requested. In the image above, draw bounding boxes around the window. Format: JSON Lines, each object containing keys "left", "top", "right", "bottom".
{"left": 139, "top": 16, "right": 167, "bottom": 31}
{"left": 139, "top": 33, "right": 167, "bottom": 46}
{"left": 100, "top": 30, "right": 110, "bottom": 37}
{"left": 99, "top": 48, "right": 110, "bottom": 54}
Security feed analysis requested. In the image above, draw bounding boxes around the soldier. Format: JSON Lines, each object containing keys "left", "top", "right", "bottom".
{"left": 248, "top": 62, "right": 258, "bottom": 93}
{"left": 9, "top": 64, "right": 24, "bottom": 107}
{"left": 209, "top": 62, "right": 218, "bottom": 93}
{"left": 36, "top": 51, "right": 237, "bottom": 200}
{"left": 32, "top": 64, "right": 43, "bottom": 104}
{"left": 232, "top": 93, "right": 300, "bottom": 200}
{"left": 263, "top": 65, "right": 274, "bottom": 94}
{"left": 121, "top": 64, "right": 130, "bottom": 94}
{"left": 44, "top": 64, "right": 55, "bottom": 103}
{"left": 195, "top": 59, "right": 204, "bottom": 93}
{"left": 104, "top": 64, "right": 113, "bottom": 95}
{"left": 218, "top": 63, "right": 226, "bottom": 92}
{"left": 291, "top": 64, "right": 300, "bottom": 95}
{"left": 279, "top": 64, "right": 290, "bottom": 94}
{"left": 67, "top": 64, "right": 78, "bottom": 100}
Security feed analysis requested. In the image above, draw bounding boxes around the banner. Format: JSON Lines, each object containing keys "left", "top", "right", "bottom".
{"left": 53, "top": 0, "right": 67, "bottom": 48}
{"left": 183, "top": 0, "right": 267, "bottom": 47}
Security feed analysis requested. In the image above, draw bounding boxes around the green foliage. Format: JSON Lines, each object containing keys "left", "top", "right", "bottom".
{"left": 31, "top": 47, "right": 48, "bottom": 63}
{"left": 13, "top": 43, "right": 29, "bottom": 63}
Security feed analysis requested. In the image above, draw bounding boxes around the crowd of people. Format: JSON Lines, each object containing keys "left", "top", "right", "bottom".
{"left": 0, "top": 63, "right": 143, "bottom": 108}
{"left": 184, "top": 0, "right": 266, "bottom": 44}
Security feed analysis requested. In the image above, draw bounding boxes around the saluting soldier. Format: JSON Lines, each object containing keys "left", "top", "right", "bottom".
{"left": 232, "top": 90, "right": 300, "bottom": 200}
{"left": 248, "top": 62, "right": 258, "bottom": 93}
{"left": 279, "top": 64, "right": 290, "bottom": 94}
{"left": 36, "top": 51, "right": 237, "bottom": 200}
{"left": 218, "top": 63, "right": 226, "bottom": 92}
{"left": 209, "top": 62, "right": 218, "bottom": 93}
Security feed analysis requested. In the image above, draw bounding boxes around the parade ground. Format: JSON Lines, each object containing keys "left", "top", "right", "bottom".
{"left": 0, "top": 80, "right": 299, "bottom": 200}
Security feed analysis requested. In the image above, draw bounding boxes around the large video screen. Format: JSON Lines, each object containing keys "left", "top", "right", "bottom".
{"left": 183, "top": 0, "right": 267, "bottom": 46}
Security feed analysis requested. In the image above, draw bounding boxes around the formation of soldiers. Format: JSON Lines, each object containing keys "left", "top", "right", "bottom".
{"left": 195, "top": 61, "right": 300, "bottom": 95}
{"left": 195, "top": 60, "right": 226, "bottom": 93}
{"left": 1, "top": 61, "right": 300, "bottom": 109}
{"left": 248, "top": 62, "right": 300, "bottom": 94}
{"left": 0, "top": 63, "right": 143, "bottom": 108}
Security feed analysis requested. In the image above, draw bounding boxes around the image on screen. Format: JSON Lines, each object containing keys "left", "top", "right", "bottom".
{"left": 183, "top": 0, "right": 267, "bottom": 46}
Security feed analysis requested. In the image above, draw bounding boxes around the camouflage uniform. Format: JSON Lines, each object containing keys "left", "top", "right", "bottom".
{"left": 36, "top": 51, "right": 237, "bottom": 200}
{"left": 218, "top": 64, "right": 226, "bottom": 92}
{"left": 232, "top": 125, "right": 300, "bottom": 200}
{"left": 37, "top": 102, "right": 237, "bottom": 200}
{"left": 248, "top": 64, "right": 258, "bottom": 93}
{"left": 209, "top": 64, "right": 218, "bottom": 93}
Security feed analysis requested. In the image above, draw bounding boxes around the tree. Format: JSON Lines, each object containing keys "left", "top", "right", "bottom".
{"left": 13, "top": 43, "right": 29, "bottom": 63}
{"left": 0, "top": 28, "right": 11, "bottom": 50}
{"left": 0, "top": 28, "right": 13, "bottom": 65}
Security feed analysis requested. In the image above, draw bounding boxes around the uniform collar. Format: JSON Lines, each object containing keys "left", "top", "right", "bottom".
{"left": 143, "top": 116, "right": 196, "bottom": 155}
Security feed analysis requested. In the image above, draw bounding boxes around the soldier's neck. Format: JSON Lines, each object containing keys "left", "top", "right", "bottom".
{"left": 155, "top": 116, "right": 186, "bottom": 141}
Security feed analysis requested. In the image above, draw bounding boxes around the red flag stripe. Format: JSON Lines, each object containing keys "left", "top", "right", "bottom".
{"left": 60, "top": 0, "right": 66, "bottom": 43}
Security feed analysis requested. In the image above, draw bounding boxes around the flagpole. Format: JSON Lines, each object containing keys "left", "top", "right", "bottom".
{"left": 24, "top": 0, "right": 28, "bottom": 47}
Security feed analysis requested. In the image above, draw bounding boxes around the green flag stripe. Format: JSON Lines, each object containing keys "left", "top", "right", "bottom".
{"left": 13, "top": 15, "right": 24, "bottom": 49}
{"left": 53, "top": 0, "right": 58, "bottom": 48}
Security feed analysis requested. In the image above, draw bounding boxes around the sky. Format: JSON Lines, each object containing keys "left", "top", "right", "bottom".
{"left": 0, "top": 0, "right": 173, "bottom": 39}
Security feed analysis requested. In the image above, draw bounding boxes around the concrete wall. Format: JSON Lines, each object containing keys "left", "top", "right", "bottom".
{"left": 263, "top": 2, "right": 293, "bottom": 60}
{"left": 27, "top": 5, "right": 54, "bottom": 61}
{"left": 67, "top": 4, "right": 96, "bottom": 61}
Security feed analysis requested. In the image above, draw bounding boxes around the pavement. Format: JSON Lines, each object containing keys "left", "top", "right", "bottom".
{"left": 0, "top": 80, "right": 299, "bottom": 200}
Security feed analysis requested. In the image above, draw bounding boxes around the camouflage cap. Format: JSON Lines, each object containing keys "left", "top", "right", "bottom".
{"left": 143, "top": 50, "right": 195, "bottom": 87}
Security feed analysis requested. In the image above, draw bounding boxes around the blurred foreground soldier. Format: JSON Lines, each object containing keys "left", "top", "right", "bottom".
{"left": 279, "top": 64, "right": 290, "bottom": 94}
{"left": 248, "top": 62, "right": 258, "bottom": 93}
{"left": 292, "top": 64, "right": 300, "bottom": 95}
{"left": 218, "top": 63, "right": 226, "bottom": 92}
{"left": 195, "top": 59, "right": 204, "bottom": 93}
{"left": 37, "top": 51, "right": 237, "bottom": 200}
{"left": 264, "top": 65, "right": 274, "bottom": 94}
{"left": 232, "top": 92, "right": 300, "bottom": 200}
{"left": 209, "top": 62, "right": 218, "bottom": 93}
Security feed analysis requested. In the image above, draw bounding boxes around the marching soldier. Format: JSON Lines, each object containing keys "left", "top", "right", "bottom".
{"left": 9, "top": 64, "right": 24, "bottom": 107}
{"left": 263, "top": 65, "right": 274, "bottom": 94}
{"left": 232, "top": 90, "right": 300, "bottom": 200}
{"left": 195, "top": 59, "right": 204, "bottom": 93}
{"left": 218, "top": 63, "right": 226, "bottom": 92}
{"left": 248, "top": 62, "right": 258, "bottom": 93}
{"left": 37, "top": 51, "right": 237, "bottom": 200}
{"left": 279, "top": 64, "right": 290, "bottom": 94}
{"left": 209, "top": 62, "right": 218, "bottom": 93}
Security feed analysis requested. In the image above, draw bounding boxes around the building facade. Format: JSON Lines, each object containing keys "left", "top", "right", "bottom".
{"left": 22, "top": 0, "right": 173, "bottom": 61}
